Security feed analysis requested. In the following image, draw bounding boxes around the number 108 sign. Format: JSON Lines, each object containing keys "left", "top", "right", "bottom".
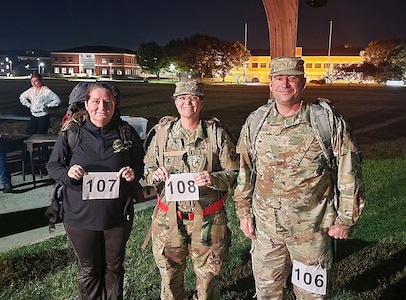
{"left": 165, "top": 173, "right": 199, "bottom": 201}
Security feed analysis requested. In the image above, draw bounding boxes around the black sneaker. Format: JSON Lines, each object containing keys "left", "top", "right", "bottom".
{"left": 3, "top": 184, "right": 12, "bottom": 193}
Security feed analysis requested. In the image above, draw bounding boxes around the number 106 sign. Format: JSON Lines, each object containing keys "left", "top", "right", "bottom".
{"left": 165, "top": 173, "right": 199, "bottom": 201}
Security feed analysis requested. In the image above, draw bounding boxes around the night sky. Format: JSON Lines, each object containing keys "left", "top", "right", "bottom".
{"left": 1, "top": 0, "right": 405, "bottom": 52}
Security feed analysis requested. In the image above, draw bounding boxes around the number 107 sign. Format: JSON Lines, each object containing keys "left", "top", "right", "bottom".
{"left": 165, "top": 173, "right": 199, "bottom": 201}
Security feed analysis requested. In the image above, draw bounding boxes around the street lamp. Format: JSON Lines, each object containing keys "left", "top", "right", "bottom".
{"left": 5, "top": 57, "right": 12, "bottom": 76}
{"left": 37, "top": 58, "right": 41, "bottom": 73}
{"left": 109, "top": 62, "right": 113, "bottom": 80}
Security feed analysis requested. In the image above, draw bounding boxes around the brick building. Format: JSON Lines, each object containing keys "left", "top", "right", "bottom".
{"left": 50, "top": 46, "right": 142, "bottom": 78}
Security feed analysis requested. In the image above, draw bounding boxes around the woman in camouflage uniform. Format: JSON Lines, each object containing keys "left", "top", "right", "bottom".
{"left": 144, "top": 80, "right": 239, "bottom": 299}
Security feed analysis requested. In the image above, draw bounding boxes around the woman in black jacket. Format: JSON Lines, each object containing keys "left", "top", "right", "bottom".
{"left": 46, "top": 83, "right": 144, "bottom": 300}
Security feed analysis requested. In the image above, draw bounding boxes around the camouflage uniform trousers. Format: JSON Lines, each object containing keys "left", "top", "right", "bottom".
{"left": 251, "top": 229, "right": 333, "bottom": 300}
{"left": 151, "top": 209, "right": 231, "bottom": 300}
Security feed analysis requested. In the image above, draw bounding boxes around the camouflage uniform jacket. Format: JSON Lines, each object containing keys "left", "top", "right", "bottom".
{"left": 234, "top": 100, "right": 365, "bottom": 235}
{"left": 144, "top": 117, "right": 239, "bottom": 211}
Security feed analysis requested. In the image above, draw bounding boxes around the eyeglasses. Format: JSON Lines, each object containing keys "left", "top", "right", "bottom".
{"left": 176, "top": 95, "right": 201, "bottom": 103}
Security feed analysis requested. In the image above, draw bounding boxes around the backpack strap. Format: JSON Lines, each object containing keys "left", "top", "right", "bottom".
{"left": 46, "top": 126, "right": 79, "bottom": 233}
{"left": 309, "top": 98, "right": 335, "bottom": 168}
{"left": 203, "top": 117, "right": 224, "bottom": 173}
{"left": 205, "top": 126, "right": 213, "bottom": 173}
{"left": 155, "top": 116, "right": 177, "bottom": 167}
{"left": 248, "top": 99, "right": 275, "bottom": 173}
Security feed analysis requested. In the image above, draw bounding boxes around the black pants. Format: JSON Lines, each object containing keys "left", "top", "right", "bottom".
{"left": 26, "top": 114, "right": 51, "bottom": 135}
{"left": 27, "top": 114, "right": 51, "bottom": 162}
{"left": 64, "top": 222, "right": 133, "bottom": 300}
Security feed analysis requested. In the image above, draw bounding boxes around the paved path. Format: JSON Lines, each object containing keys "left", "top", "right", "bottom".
{"left": 0, "top": 172, "right": 156, "bottom": 253}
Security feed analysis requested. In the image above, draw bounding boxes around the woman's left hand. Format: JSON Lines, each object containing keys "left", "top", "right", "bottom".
{"left": 118, "top": 166, "right": 135, "bottom": 182}
{"left": 194, "top": 171, "right": 212, "bottom": 187}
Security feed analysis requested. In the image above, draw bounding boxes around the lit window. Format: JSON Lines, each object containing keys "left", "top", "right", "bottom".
{"left": 315, "top": 63, "right": 322, "bottom": 68}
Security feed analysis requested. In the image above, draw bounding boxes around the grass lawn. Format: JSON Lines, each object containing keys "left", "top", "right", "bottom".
{"left": 0, "top": 80, "right": 405, "bottom": 299}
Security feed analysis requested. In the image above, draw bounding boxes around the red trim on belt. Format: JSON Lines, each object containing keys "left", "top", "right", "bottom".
{"left": 157, "top": 193, "right": 227, "bottom": 221}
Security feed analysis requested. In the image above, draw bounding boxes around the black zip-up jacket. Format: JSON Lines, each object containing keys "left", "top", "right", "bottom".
{"left": 46, "top": 119, "right": 145, "bottom": 230}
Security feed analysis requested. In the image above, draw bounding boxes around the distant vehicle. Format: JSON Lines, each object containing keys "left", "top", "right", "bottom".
{"left": 251, "top": 77, "right": 260, "bottom": 83}
{"left": 309, "top": 79, "right": 326, "bottom": 85}
{"left": 386, "top": 80, "right": 404, "bottom": 86}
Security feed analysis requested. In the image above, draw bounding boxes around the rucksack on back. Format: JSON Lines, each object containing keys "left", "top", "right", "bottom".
{"left": 248, "top": 98, "right": 336, "bottom": 170}
{"left": 246, "top": 98, "right": 340, "bottom": 211}
{"left": 145, "top": 116, "right": 236, "bottom": 172}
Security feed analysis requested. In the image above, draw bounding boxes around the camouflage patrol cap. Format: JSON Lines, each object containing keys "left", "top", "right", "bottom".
{"left": 270, "top": 57, "right": 305, "bottom": 76}
{"left": 173, "top": 80, "right": 204, "bottom": 97}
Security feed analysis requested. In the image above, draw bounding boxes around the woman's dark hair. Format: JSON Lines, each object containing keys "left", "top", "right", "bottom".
{"left": 31, "top": 73, "right": 43, "bottom": 83}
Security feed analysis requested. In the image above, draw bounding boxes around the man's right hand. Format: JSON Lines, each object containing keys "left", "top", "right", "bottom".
{"left": 240, "top": 217, "right": 256, "bottom": 240}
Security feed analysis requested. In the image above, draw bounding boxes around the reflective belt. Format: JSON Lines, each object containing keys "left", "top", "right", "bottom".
{"left": 157, "top": 193, "right": 227, "bottom": 221}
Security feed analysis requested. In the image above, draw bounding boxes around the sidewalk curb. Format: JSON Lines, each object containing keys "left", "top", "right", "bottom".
{"left": 0, "top": 199, "right": 156, "bottom": 253}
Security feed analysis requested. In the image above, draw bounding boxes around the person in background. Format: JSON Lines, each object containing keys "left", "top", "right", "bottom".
{"left": 233, "top": 57, "right": 366, "bottom": 299}
{"left": 19, "top": 73, "right": 61, "bottom": 135}
{"left": 46, "top": 83, "right": 144, "bottom": 299}
{"left": 143, "top": 80, "right": 239, "bottom": 299}
{"left": 0, "top": 135, "right": 12, "bottom": 193}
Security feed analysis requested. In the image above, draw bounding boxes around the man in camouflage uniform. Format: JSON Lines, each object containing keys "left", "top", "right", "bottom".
{"left": 144, "top": 80, "right": 239, "bottom": 299}
{"left": 233, "top": 57, "right": 366, "bottom": 299}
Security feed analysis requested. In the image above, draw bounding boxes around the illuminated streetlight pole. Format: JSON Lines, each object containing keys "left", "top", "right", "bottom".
{"left": 244, "top": 22, "right": 248, "bottom": 83}
{"left": 5, "top": 57, "right": 12, "bottom": 76}
{"left": 327, "top": 20, "right": 333, "bottom": 84}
